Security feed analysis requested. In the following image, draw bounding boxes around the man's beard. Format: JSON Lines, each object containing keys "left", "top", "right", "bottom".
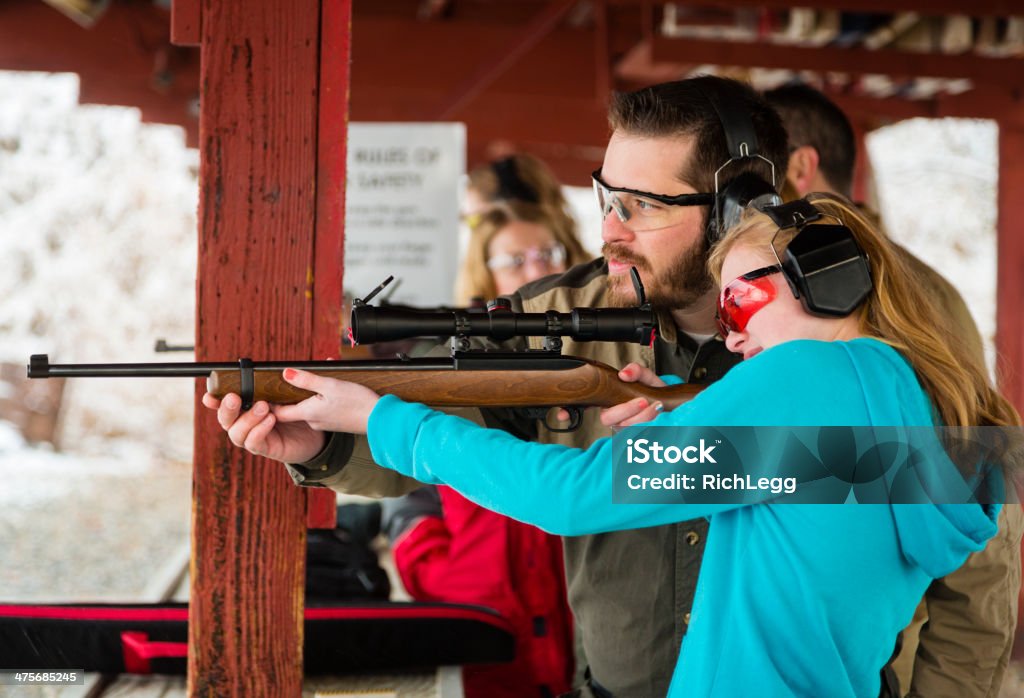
{"left": 602, "top": 238, "right": 714, "bottom": 310}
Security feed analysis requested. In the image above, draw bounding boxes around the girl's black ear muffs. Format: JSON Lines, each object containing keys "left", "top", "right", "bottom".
{"left": 761, "top": 199, "right": 873, "bottom": 317}
{"left": 783, "top": 223, "right": 873, "bottom": 316}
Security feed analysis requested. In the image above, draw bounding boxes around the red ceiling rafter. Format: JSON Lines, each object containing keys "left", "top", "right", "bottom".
{"left": 352, "top": 16, "right": 600, "bottom": 100}
{"left": 607, "top": 0, "right": 1021, "bottom": 17}
{"left": 650, "top": 35, "right": 1024, "bottom": 90}
{"left": 827, "top": 88, "right": 1024, "bottom": 129}
{"left": 0, "top": 1, "right": 202, "bottom": 145}
{"left": 355, "top": 86, "right": 610, "bottom": 146}
{"left": 432, "top": 0, "right": 582, "bottom": 119}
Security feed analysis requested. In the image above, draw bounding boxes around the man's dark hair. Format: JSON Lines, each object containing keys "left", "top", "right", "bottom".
{"left": 608, "top": 76, "right": 789, "bottom": 201}
{"left": 763, "top": 83, "right": 856, "bottom": 197}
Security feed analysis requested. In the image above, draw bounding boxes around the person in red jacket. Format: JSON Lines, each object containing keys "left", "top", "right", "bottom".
{"left": 390, "top": 486, "right": 574, "bottom": 697}
{"left": 382, "top": 155, "right": 584, "bottom": 697}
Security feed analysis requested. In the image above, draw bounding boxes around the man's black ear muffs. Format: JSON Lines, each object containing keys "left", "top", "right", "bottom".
{"left": 762, "top": 199, "right": 873, "bottom": 317}
{"left": 715, "top": 171, "right": 780, "bottom": 241}
{"left": 696, "top": 82, "right": 782, "bottom": 243}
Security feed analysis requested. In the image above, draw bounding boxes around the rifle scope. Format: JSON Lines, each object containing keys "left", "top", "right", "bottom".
{"left": 350, "top": 301, "right": 657, "bottom": 345}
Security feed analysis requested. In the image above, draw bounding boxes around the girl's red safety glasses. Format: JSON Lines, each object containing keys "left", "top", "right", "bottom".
{"left": 716, "top": 265, "right": 781, "bottom": 337}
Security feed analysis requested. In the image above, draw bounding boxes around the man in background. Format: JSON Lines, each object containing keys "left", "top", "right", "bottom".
{"left": 766, "top": 82, "right": 1024, "bottom": 698}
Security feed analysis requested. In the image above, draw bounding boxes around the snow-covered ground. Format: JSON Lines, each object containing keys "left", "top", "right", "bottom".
{"left": 0, "top": 419, "right": 190, "bottom": 601}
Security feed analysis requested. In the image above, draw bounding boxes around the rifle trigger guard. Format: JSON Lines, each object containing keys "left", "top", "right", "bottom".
{"left": 513, "top": 407, "right": 583, "bottom": 433}
{"left": 547, "top": 407, "right": 583, "bottom": 433}
{"left": 238, "top": 358, "right": 255, "bottom": 411}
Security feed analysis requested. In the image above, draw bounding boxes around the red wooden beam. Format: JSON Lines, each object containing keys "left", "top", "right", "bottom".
{"left": 370, "top": 0, "right": 1017, "bottom": 15}
{"left": 306, "top": 0, "right": 354, "bottom": 530}
{"left": 0, "top": 2, "right": 200, "bottom": 145}
{"left": 828, "top": 88, "right": 1024, "bottom": 130}
{"left": 934, "top": 88, "right": 1024, "bottom": 130}
{"left": 171, "top": 0, "right": 201, "bottom": 47}
{"left": 352, "top": 87, "right": 609, "bottom": 179}
{"left": 996, "top": 125, "right": 1024, "bottom": 657}
{"left": 996, "top": 125, "right": 1024, "bottom": 414}
{"left": 357, "top": 0, "right": 547, "bottom": 24}
{"left": 350, "top": 16, "right": 600, "bottom": 100}
{"left": 614, "top": 40, "right": 695, "bottom": 86}
{"left": 607, "top": 0, "right": 1021, "bottom": 17}
{"left": 190, "top": 0, "right": 324, "bottom": 693}
{"left": 353, "top": 88, "right": 609, "bottom": 139}
{"left": 849, "top": 117, "right": 872, "bottom": 204}
{"left": 651, "top": 36, "right": 1024, "bottom": 90}
{"left": 827, "top": 92, "right": 936, "bottom": 124}
{"left": 433, "top": 0, "right": 585, "bottom": 119}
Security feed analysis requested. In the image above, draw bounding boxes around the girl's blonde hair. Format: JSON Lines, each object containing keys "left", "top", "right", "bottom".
{"left": 708, "top": 193, "right": 1020, "bottom": 430}
{"left": 455, "top": 201, "right": 589, "bottom": 306}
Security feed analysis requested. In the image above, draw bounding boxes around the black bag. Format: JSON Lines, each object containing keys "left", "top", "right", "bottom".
{"left": 305, "top": 527, "right": 390, "bottom": 601}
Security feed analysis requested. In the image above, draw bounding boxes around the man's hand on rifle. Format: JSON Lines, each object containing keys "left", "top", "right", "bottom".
{"left": 201, "top": 390, "right": 328, "bottom": 463}
{"left": 272, "top": 368, "right": 380, "bottom": 435}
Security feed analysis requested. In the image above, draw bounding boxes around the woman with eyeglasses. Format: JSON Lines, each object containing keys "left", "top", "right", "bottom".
{"left": 232, "top": 192, "right": 1018, "bottom": 696}
{"left": 455, "top": 202, "right": 589, "bottom": 305}
{"left": 456, "top": 154, "right": 589, "bottom": 306}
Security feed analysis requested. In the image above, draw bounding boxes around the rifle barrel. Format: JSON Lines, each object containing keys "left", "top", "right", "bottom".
{"left": 27, "top": 353, "right": 587, "bottom": 379}
{"left": 29, "top": 355, "right": 234, "bottom": 378}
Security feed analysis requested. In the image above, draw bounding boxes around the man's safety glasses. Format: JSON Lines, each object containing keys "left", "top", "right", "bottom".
{"left": 716, "top": 265, "right": 781, "bottom": 337}
{"left": 592, "top": 169, "right": 714, "bottom": 233}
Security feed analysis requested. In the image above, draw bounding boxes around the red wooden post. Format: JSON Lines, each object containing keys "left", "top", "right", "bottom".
{"left": 850, "top": 117, "right": 874, "bottom": 206}
{"left": 997, "top": 124, "right": 1024, "bottom": 413}
{"left": 185, "top": 0, "right": 350, "bottom": 693}
{"left": 306, "top": 0, "right": 353, "bottom": 530}
{"left": 997, "top": 124, "right": 1024, "bottom": 656}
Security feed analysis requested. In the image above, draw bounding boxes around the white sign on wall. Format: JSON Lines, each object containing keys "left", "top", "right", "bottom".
{"left": 344, "top": 123, "right": 465, "bottom": 307}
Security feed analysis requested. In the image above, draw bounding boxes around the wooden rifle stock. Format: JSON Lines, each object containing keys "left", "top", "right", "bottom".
{"left": 207, "top": 357, "right": 702, "bottom": 409}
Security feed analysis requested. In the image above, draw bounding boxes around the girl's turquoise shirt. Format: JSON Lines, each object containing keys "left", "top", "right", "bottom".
{"left": 367, "top": 338, "right": 998, "bottom": 696}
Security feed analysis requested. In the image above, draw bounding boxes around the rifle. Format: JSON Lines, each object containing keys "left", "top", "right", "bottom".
{"left": 27, "top": 274, "right": 704, "bottom": 430}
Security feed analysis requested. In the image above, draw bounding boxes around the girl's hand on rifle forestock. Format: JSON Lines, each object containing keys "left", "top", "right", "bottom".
{"left": 272, "top": 368, "right": 381, "bottom": 436}
{"left": 201, "top": 391, "right": 327, "bottom": 464}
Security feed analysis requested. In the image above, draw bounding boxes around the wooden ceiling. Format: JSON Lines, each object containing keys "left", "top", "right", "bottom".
{"left": 1, "top": 0, "right": 1022, "bottom": 184}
